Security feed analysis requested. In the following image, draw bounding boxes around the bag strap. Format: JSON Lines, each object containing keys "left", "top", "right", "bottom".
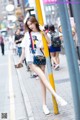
{"left": 29, "top": 32, "right": 34, "bottom": 50}
{"left": 40, "top": 48, "right": 44, "bottom": 55}
{"left": 29, "top": 32, "right": 36, "bottom": 54}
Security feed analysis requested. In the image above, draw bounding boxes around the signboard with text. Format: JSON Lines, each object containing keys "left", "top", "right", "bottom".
{"left": 43, "top": 0, "right": 80, "bottom": 4}
{"left": 43, "top": 0, "right": 57, "bottom": 4}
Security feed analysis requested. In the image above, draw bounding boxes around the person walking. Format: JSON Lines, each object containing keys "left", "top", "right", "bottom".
{"left": 15, "top": 33, "right": 39, "bottom": 79}
{"left": 47, "top": 25, "right": 61, "bottom": 70}
{"left": 14, "top": 28, "right": 24, "bottom": 57}
{"left": 17, "top": 16, "right": 67, "bottom": 115}
{"left": 0, "top": 33, "right": 5, "bottom": 55}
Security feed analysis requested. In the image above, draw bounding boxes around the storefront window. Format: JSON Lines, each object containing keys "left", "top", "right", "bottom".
{"left": 44, "top": 4, "right": 59, "bottom": 25}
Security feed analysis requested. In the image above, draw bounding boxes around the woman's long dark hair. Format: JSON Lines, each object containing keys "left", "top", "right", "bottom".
{"left": 25, "top": 16, "right": 40, "bottom": 33}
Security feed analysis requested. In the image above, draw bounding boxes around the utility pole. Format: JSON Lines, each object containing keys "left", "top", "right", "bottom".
{"left": 35, "top": 0, "right": 59, "bottom": 114}
{"left": 57, "top": 0, "right": 80, "bottom": 119}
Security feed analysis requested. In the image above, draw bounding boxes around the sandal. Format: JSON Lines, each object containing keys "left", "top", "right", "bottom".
{"left": 15, "top": 63, "right": 23, "bottom": 68}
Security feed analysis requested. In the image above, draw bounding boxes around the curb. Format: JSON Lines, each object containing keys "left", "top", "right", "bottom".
{"left": 13, "top": 57, "right": 35, "bottom": 120}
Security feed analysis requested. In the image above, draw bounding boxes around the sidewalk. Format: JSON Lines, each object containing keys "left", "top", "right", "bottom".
{"left": 13, "top": 54, "right": 75, "bottom": 120}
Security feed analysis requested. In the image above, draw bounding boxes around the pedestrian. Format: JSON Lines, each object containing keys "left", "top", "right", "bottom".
{"left": 47, "top": 25, "right": 61, "bottom": 69}
{"left": 17, "top": 16, "right": 67, "bottom": 115}
{"left": 14, "top": 28, "right": 24, "bottom": 57}
{"left": 0, "top": 33, "right": 5, "bottom": 55}
{"left": 14, "top": 33, "right": 27, "bottom": 69}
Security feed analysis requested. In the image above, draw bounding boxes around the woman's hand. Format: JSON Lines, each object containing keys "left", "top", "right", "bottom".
{"left": 42, "top": 30, "right": 47, "bottom": 36}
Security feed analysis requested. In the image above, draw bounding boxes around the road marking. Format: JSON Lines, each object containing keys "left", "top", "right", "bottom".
{"left": 8, "top": 54, "right": 15, "bottom": 120}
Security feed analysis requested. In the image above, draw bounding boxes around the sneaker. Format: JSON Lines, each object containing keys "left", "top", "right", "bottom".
{"left": 35, "top": 76, "right": 39, "bottom": 80}
{"left": 43, "top": 105, "right": 50, "bottom": 115}
{"left": 55, "top": 96, "right": 67, "bottom": 106}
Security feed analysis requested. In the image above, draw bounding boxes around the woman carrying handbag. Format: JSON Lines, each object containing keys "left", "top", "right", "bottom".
{"left": 16, "top": 16, "right": 67, "bottom": 115}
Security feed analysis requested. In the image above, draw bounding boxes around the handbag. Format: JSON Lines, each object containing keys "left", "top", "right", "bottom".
{"left": 33, "top": 55, "right": 46, "bottom": 65}
{"left": 50, "top": 32, "right": 61, "bottom": 47}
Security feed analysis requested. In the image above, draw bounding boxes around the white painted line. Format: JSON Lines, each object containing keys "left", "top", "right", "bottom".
{"left": 8, "top": 54, "right": 15, "bottom": 120}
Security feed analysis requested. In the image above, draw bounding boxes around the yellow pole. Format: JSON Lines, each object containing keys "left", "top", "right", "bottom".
{"left": 35, "top": 0, "right": 59, "bottom": 114}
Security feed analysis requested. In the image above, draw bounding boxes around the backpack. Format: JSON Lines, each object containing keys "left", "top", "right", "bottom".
{"left": 50, "top": 31, "right": 61, "bottom": 47}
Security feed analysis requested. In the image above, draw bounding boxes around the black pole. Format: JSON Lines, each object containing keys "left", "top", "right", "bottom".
{"left": 68, "top": 0, "right": 73, "bottom": 17}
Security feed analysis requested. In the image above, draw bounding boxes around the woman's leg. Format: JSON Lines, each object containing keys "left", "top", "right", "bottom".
{"left": 39, "top": 65, "right": 46, "bottom": 105}
{"left": 50, "top": 52, "right": 57, "bottom": 65}
{"left": 40, "top": 78, "right": 50, "bottom": 115}
{"left": 33, "top": 65, "right": 49, "bottom": 114}
{"left": 29, "top": 64, "right": 56, "bottom": 96}
{"left": 56, "top": 52, "right": 60, "bottom": 64}
{"left": 51, "top": 52, "right": 60, "bottom": 70}
{"left": 29, "top": 64, "right": 67, "bottom": 106}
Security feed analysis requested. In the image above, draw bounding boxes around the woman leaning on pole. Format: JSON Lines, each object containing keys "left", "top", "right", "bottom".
{"left": 15, "top": 16, "right": 67, "bottom": 115}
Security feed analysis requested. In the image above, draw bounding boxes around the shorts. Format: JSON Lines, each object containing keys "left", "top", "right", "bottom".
{"left": 49, "top": 45, "right": 61, "bottom": 52}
